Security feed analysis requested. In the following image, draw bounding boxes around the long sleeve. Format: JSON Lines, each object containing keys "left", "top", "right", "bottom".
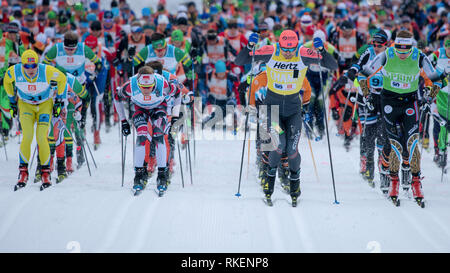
{"left": 300, "top": 47, "right": 338, "bottom": 71}
{"left": 235, "top": 45, "right": 273, "bottom": 66}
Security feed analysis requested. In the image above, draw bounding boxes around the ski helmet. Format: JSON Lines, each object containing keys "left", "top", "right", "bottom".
{"left": 279, "top": 30, "right": 299, "bottom": 48}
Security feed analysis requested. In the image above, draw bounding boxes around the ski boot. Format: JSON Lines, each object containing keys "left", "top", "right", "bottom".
{"left": 105, "top": 118, "right": 111, "bottom": 133}
{"left": 263, "top": 168, "right": 276, "bottom": 206}
{"left": 438, "top": 149, "right": 447, "bottom": 169}
{"left": 56, "top": 158, "right": 67, "bottom": 183}
{"left": 76, "top": 146, "right": 85, "bottom": 169}
{"left": 40, "top": 166, "right": 52, "bottom": 191}
{"left": 364, "top": 161, "right": 375, "bottom": 188}
{"left": 411, "top": 175, "right": 425, "bottom": 208}
{"left": 93, "top": 130, "right": 101, "bottom": 151}
{"left": 14, "top": 164, "right": 29, "bottom": 191}
{"left": 344, "top": 135, "right": 352, "bottom": 152}
{"left": 66, "top": 156, "right": 74, "bottom": 174}
{"left": 388, "top": 174, "right": 400, "bottom": 207}
{"left": 360, "top": 155, "right": 368, "bottom": 179}
{"left": 156, "top": 167, "right": 169, "bottom": 197}
{"left": 34, "top": 163, "right": 42, "bottom": 183}
{"left": 379, "top": 165, "right": 390, "bottom": 195}
{"left": 132, "top": 167, "right": 148, "bottom": 196}
{"left": 289, "top": 170, "right": 301, "bottom": 207}
{"left": 401, "top": 163, "right": 411, "bottom": 192}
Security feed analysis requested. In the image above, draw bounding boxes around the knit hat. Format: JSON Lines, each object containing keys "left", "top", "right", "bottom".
{"left": 215, "top": 60, "right": 226, "bottom": 73}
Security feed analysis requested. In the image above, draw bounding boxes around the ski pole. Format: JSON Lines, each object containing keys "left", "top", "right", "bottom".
{"left": 442, "top": 80, "right": 450, "bottom": 183}
{"left": 186, "top": 134, "right": 193, "bottom": 185}
{"left": 78, "top": 126, "right": 98, "bottom": 169}
{"left": 191, "top": 63, "right": 196, "bottom": 163}
{"left": 337, "top": 88, "right": 352, "bottom": 134}
{"left": 317, "top": 51, "right": 339, "bottom": 204}
{"left": 122, "top": 135, "right": 127, "bottom": 187}
{"left": 1, "top": 133, "right": 7, "bottom": 161}
{"left": 29, "top": 144, "right": 37, "bottom": 170}
{"left": 81, "top": 137, "right": 92, "bottom": 177}
{"left": 236, "top": 44, "right": 257, "bottom": 197}
{"left": 302, "top": 119, "right": 319, "bottom": 140}
{"left": 177, "top": 137, "right": 185, "bottom": 188}
{"left": 304, "top": 121, "right": 320, "bottom": 183}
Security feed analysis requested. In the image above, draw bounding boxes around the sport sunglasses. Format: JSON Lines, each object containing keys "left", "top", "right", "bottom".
{"left": 24, "top": 63, "right": 38, "bottom": 69}
{"left": 281, "top": 47, "right": 296, "bottom": 52}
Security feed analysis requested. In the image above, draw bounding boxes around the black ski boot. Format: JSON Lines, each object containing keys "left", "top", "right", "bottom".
{"left": 56, "top": 158, "right": 67, "bottom": 183}
{"left": 263, "top": 168, "right": 276, "bottom": 206}
{"left": 289, "top": 170, "right": 301, "bottom": 207}
{"left": 34, "top": 162, "right": 42, "bottom": 183}
{"left": 76, "top": 145, "right": 85, "bottom": 169}
{"left": 380, "top": 165, "right": 390, "bottom": 195}
{"left": 365, "top": 161, "right": 375, "bottom": 188}
{"left": 401, "top": 163, "right": 411, "bottom": 192}
{"left": 156, "top": 167, "right": 169, "bottom": 197}
{"left": 438, "top": 149, "right": 447, "bottom": 169}
{"left": 133, "top": 167, "right": 148, "bottom": 196}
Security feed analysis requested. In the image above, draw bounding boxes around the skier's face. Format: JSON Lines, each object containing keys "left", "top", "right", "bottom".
{"left": 280, "top": 47, "right": 296, "bottom": 59}
{"left": 154, "top": 46, "right": 167, "bottom": 58}
{"left": 139, "top": 84, "right": 154, "bottom": 95}
{"left": 64, "top": 46, "right": 77, "bottom": 56}
{"left": 173, "top": 40, "right": 183, "bottom": 48}
{"left": 23, "top": 63, "right": 38, "bottom": 78}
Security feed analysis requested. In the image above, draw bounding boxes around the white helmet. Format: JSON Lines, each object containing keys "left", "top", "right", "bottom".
{"left": 313, "top": 30, "right": 327, "bottom": 42}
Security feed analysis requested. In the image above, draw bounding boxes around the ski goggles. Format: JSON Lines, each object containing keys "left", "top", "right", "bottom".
{"left": 64, "top": 46, "right": 77, "bottom": 51}
{"left": 137, "top": 74, "right": 156, "bottom": 88}
{"left": 23, "top": 63, "right": 38, "bottom": 69}
{"left": 372, "top": 41, "right": 387, "bottom": 48}
{"left": 280, "top": 47, "right": 297, "bottom": 52}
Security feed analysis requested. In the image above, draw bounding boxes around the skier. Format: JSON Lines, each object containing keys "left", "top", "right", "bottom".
{"left": 3, "top": 49, "right": 67, "bottom": 191}
{"left": 236, "top": 30, "right": 338, "bottom": 206}
{"left": 114, "top": 66, "right": 176, "bottom": 196}
{"left": 359, "top": 30, "right": 445, "bottom": 207}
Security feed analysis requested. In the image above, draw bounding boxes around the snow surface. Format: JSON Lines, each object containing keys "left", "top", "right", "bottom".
{"left": 1, "top": 112, "right": 450, "bottom": 253}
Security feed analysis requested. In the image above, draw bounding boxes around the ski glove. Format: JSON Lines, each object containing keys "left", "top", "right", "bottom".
{"left": 364, "top": 94, "right": 375, "bottom": 111}
{"left": 247, "top": 33, "right": 259, "bottom": 49}
{"left": 53, "top": 98, "right": 63, "bottom": 117}
{"left": 128, "top": 46, "right": 136, "bottom": 58}
{"left": 313, "top": 37, "right": 324, "bottom": 52}
{"left": 73, "top": 111, "right": 82, "bottom": 121}
{"left": 121, "top": 120, "right": 131, "bottom": 136}
{"left": 302, "top": 110, "right": 311, "bottom": 123}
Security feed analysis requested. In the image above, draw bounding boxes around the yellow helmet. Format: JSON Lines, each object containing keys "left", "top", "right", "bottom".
{"left": 21, "top": 49, "right": 39, "bottom": 66}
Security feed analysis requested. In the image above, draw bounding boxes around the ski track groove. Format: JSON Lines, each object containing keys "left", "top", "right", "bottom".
{"left": 265, "top": 202, "right": 285, "bottom": 252}
{"left": 129, "top": 192, "right": 160, "bottom": 252}
{"left": 290, "top": 206, "right": 315, "bottom": 252}
{"left": 399, "top": 206, "right": 446, "bottom": 252}
{"left": 98, "top": 195, "right": 135, "bottom": 252}
{"left": 0, "top": 190, "right": 39, "bottom": 242}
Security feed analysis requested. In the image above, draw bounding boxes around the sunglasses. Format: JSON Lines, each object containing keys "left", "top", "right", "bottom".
{"left": 64, "top": 46, "right": 77, "bottom": 51}
{"left": 281, "top": 47, "right": 296, "bottom": 52}
{"left": 24, "top": 63, "right": 37, "bottom": 69}
{"left": 138, "top": 84, "right": 155, "bottom": 89}
{"left": 228, "top": 24, "right": 238, "bottom": 28}
{"left": 395, "top": 48, "right": 412, "bottom": 54}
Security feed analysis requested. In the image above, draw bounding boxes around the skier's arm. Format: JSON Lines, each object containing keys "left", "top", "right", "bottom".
{"left": 347, "top": 47, "right": 373, "bottom": 81}
{"left": 235, "top": 45, "right": 273, "bottom": 66}
{"left": 300, "top": 47, "right": 339, "bottom": 71}
{"left": 3, "top": 66, "right": 17, "bottom": 103}
{"left": 42, "top": 44, "right": 58, "bottom": 65}
{"left": 174, "top": 47, "right": 193, "bottom": 80}
{"left": 84, "top": 45, "right": 101, "bottom": 66}
{"left": 113, "top": 81, "right": 132, "bottom": 121}
{"left": 420, "top": 53, "right": 445, "bottom": 83}
{"left": 133, "top": 46, "right": 149, "bottom": 66}
{"left": 360, "top": 51, "right": 387, "bottom": 78}
{"left": 71, "top": 76, "right": 88, "bottom": 99}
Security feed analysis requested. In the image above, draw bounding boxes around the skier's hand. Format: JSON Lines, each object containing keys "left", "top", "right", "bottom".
{"left": 73, "top": 111, "right": 82, "bottom": 121}
{"left": 302, "top": 108, "right": 311, "bottom": 123}
{"left": 53, "top": 98, "right": 63, "bottom": 117}
{"left": 121, "top": 120, "right": 131, "bottom": 136}
{"left": 10, "top": 101, "right": 18, "bottom": 118}
{"left": 247, "top": 32, "right": 259, "bottom": 49}
{"left": 95, "top": 61, "right": 103, "bottom": 74}
{"left": 128, "top": 46, "right": 136, "bottom": 58}
{"left": 364, "top": 95, "right": 375, "bottom": 111}
{"left": 430, "top": 82, "right": 441, "bottom": 99}
{"left": 182, "top": 93, "right": 193, "bottom": 104}
{"left": 331, "top": 108, "right": 340, "bottom": 121}
{"left": 313, "top": 37, "right": 324, "bottom": 52}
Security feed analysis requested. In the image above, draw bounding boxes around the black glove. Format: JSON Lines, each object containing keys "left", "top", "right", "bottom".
{"left": 128, "top": 46, "right": 136, "bottom": 58}
{"left": 29, "top": 32, "right": 36, "bottom": 44}
{"left": 365, "top": 94, "right": 374, "bottom": 111}
{"left": 50, "top": 80, "right": 58, "bottom": 88}
{"left": 10, "top": 101, "right": 18, "bottom": 118}
{"left": 95, "top": 61, "right": 102, "bottom": 74}
{"left": 331, "top": 108, "right": 340, "bottom": 121}
{"left": 121, "top": 119, "right": 131, "bottom": 136}
{"left": 189, "top": 47, "right": 199, "bottom": 59}
{"left": 53, "top": 98, "right": 63, "bottom": 117}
